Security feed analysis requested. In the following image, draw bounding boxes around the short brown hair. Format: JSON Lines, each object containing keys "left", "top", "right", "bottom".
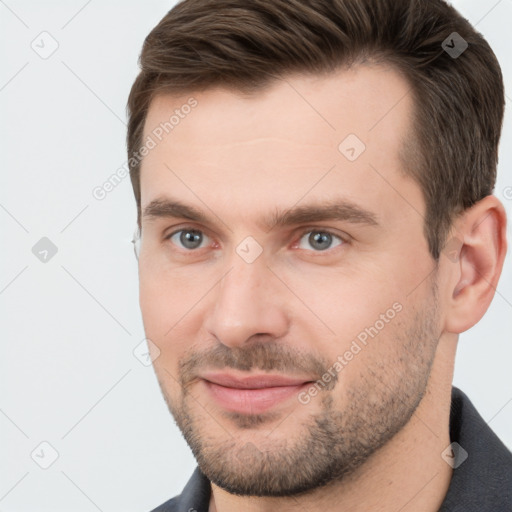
{"left": 126, "top": 0, "right": 505, "bottom": 259}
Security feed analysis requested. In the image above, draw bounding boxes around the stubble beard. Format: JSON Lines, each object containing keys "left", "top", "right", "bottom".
{"left": 156, "top": 289, "right": 440, "bottom": 497}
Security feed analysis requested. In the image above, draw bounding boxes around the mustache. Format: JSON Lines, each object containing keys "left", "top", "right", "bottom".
{"left": 178, "top": 340, "right": 336, "bottom": 389}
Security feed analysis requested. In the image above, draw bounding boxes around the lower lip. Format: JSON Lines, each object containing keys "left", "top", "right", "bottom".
{"left": 203, "top": 380, "right": 311, "bottom": 415}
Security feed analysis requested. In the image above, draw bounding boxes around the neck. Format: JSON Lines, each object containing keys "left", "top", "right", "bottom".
{"left": 209, "top": 337, "right": 457, "bottom": 512}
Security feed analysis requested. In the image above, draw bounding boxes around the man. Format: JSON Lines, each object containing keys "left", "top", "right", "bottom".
{"left": 127, "top": 0, "right": 511, "bottom": 510}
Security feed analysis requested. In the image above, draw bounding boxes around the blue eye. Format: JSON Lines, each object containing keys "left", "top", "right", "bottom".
{"left": 296, "top": 230, "right": 345, "bottom": 252}
{"left": 168, "top": 228, "right": 210, "bottom": 250}
{"left": 165, "top": 227, "right": 346, "bottom": 254}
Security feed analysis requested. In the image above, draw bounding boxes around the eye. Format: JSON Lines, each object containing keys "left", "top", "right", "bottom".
{"left": 296, "top": 229, "right": 346, "bottom": 252}
{"left": 166, "top": 227, "right": 211, "bottom": 251}
{"left": 164, "top": 226, "right": 347, "bottom": 254}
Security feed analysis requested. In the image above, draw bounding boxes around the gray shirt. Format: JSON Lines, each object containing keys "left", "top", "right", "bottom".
{"left": 149, "top": 386, "right": 512, "bottom": 511}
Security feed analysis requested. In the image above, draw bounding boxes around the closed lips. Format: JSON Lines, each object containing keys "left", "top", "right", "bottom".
{"left": 200, "top": 373, "right": 314, "bottom": 389}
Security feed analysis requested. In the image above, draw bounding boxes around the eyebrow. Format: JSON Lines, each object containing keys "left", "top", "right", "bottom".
{"left": 142, "top": 197, "right": 379, "bottom": 231}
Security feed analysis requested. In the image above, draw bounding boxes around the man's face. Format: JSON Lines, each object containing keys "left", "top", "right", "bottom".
{"left": 138, "top": 65, "right": 443, "bottom": 496}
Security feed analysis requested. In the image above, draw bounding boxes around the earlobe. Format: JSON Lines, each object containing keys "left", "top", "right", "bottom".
{"left": 444, "top": 195, "right": 507, "bottom": 334}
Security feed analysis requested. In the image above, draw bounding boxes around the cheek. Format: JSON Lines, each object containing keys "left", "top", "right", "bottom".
{"left": 291, "top": 270, "right": 408, "bottom": 373}
{"left": 289, "top": 267, "right": 396, "bottom": 333}
{"left": 151, "top": 358, "right": 186, "bottom": 411}
{"left": 139, "top": 261, "right": 197, "bottom": 333}
{"left": 139, "top": 272, "right": 168, "bottom": 335}
{"left": 139, "top": 266, "right": 205, "bottom": 370}
{"left": 139, "top": 279, "right": 186, "bottom": 391}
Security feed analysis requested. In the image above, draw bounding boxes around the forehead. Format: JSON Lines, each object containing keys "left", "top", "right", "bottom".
{"left": 144, "top": 64, "right": 413, "bottom": 146}
{"left": 140, "top": 65, "right": 421, "bottom": 228}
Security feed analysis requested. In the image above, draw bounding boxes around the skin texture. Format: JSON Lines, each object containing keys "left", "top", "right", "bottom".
{"left": 137, "top": 64, "right": 507, "bottom": 512}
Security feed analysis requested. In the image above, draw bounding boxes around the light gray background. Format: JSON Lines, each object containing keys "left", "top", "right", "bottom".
{"left": 1, "top": 1, "right": 511, "bottom": 511}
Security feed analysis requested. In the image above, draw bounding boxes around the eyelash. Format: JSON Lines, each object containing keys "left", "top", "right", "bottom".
{"left": 164, "top": 225, "right": 348, "bottom": 255}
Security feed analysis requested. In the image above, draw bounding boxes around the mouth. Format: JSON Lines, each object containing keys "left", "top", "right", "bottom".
{"left": 200, "top": 372, "right": 315, "bottom": 415}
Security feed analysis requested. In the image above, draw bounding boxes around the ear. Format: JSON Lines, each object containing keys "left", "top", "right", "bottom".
{"left": 444, "top": 195, "right": 508, "bottom": 334}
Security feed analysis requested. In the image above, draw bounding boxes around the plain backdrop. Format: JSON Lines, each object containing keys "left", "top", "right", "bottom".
{"left": 1, "top": 1, "right": 511, "bottom": 510}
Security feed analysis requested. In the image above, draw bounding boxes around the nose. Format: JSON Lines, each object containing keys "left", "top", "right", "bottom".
{"left": 203, "top": 255, "right": 289, "bottom": 349}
